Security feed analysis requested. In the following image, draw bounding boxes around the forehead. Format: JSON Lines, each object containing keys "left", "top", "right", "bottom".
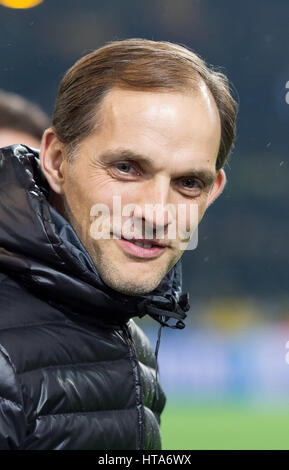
{"left": 91, "top": 85, "right": 221, "bottom": 170}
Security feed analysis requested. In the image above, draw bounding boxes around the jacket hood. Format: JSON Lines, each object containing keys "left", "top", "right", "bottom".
{"left": 0, "top": 145, "right": 190, "bottom": 329}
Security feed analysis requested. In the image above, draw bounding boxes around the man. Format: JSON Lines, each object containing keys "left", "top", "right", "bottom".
{"left": 0, "top": 39, "right": 237, "bottom": 450}
{"left": 0, "top": 89, "right": 49, "bottom": 148}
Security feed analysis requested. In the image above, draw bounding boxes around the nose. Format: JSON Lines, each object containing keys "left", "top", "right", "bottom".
{"left": 131, "top": 176, "right": 174, "bottom": 238}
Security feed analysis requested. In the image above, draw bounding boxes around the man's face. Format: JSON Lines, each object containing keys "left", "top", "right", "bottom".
{"left": 44, "top": 84, "right": 224, "bottom": 296}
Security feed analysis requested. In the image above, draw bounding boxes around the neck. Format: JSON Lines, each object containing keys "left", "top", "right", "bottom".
{"left": 48, "top": 190, "right": 66, "bottom": 219}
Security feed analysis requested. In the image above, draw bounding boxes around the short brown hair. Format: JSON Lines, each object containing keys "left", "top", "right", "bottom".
{"left": 52, "top": 38, "right": 237, "bottom": 170}
{"left": 0, "top": 90, "right": 50, "bottom": 140}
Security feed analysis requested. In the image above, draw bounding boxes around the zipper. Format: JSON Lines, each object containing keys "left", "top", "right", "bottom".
{"left": 122, "top": 322, "right": 145, "bottom": 450}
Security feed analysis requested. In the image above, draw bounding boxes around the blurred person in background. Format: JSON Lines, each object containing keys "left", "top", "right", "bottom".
{"left": 0, "top": 89, "right": 49, "bottom": 148}
{"left": 0, "top": 38, "right": 237, "bottom": 450}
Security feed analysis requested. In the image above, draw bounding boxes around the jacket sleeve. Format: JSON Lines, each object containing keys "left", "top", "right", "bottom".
{"left": 0, "top": 345, "right": 26, "bottom": 450}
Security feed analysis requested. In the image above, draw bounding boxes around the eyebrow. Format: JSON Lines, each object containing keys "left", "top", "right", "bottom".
{"left": 98, "top": 149, "right": 217, "bottom": 187}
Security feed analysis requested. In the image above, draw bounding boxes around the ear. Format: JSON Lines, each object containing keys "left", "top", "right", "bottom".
{"left": 206, "top": 168, "right": 227, "bottom": 208}
{"left": 40, "top": 128, "right": 67, "bottom": 195}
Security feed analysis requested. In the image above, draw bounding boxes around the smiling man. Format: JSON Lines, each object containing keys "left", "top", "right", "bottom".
{"left": 0, "top": 39, "right": 237, "bottom": 450}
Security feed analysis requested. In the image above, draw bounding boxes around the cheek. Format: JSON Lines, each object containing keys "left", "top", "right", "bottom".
{"left": 197, "top": 197, "right": 210, "bottom": 224}
{"left": 88, "top": 185, "right": 135, "bottom": 241}
{"left": 67, "top": 172, "right": 111, "bottom": 213}
{"left": 176, "top": 200, "right": 205, "bottom": 234}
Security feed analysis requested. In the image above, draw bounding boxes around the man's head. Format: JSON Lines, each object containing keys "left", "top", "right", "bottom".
{"left": 40, "top": 38, "right": 237, "bottom": 296}
{"left": 0, "top": 90, "right": 49, "bottom": 148}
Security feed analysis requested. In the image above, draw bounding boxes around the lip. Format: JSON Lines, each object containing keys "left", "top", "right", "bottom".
{"left": 127, "top": 237, "right": 169, "bottom": 248}
{"left": 115, "top": 236, "right": 167, "bottom": 259}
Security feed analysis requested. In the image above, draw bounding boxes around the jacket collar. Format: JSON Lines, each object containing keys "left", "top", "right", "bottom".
{"left": 0, "top": 145, "right": 190, "bottom": 328}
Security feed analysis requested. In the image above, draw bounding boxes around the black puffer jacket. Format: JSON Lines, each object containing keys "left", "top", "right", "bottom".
{"left": 0, "top": 145, "right": 190, "bottom": 450}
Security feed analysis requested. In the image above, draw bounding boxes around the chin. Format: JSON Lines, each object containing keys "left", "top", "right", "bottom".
{"left": 106, "top": 276, "right": 159, "bottom": 297}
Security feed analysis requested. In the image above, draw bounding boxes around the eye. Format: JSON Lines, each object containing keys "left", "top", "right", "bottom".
{"left": 181, "top": 178, "right": 199, "bottom": 189}
{"left": 177, "top": 177, "right": 203, "bottom": 195}
{"left": 114, "top": 161, "right": 139, "bottom": 176}
{"left": 115, "top": 162, "right": 132, "bottom": 173}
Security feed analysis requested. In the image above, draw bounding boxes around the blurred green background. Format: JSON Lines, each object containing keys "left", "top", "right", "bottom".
{"left": 161, "top": 400, "right": 289, "bottom": 450}
{"left": 1, "top": 0, "right": 289, "bottom": 450}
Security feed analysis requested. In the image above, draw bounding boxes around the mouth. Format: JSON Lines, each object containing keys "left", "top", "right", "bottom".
{"left": 115, "top": 236, "right": 168, "bottom": 259}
